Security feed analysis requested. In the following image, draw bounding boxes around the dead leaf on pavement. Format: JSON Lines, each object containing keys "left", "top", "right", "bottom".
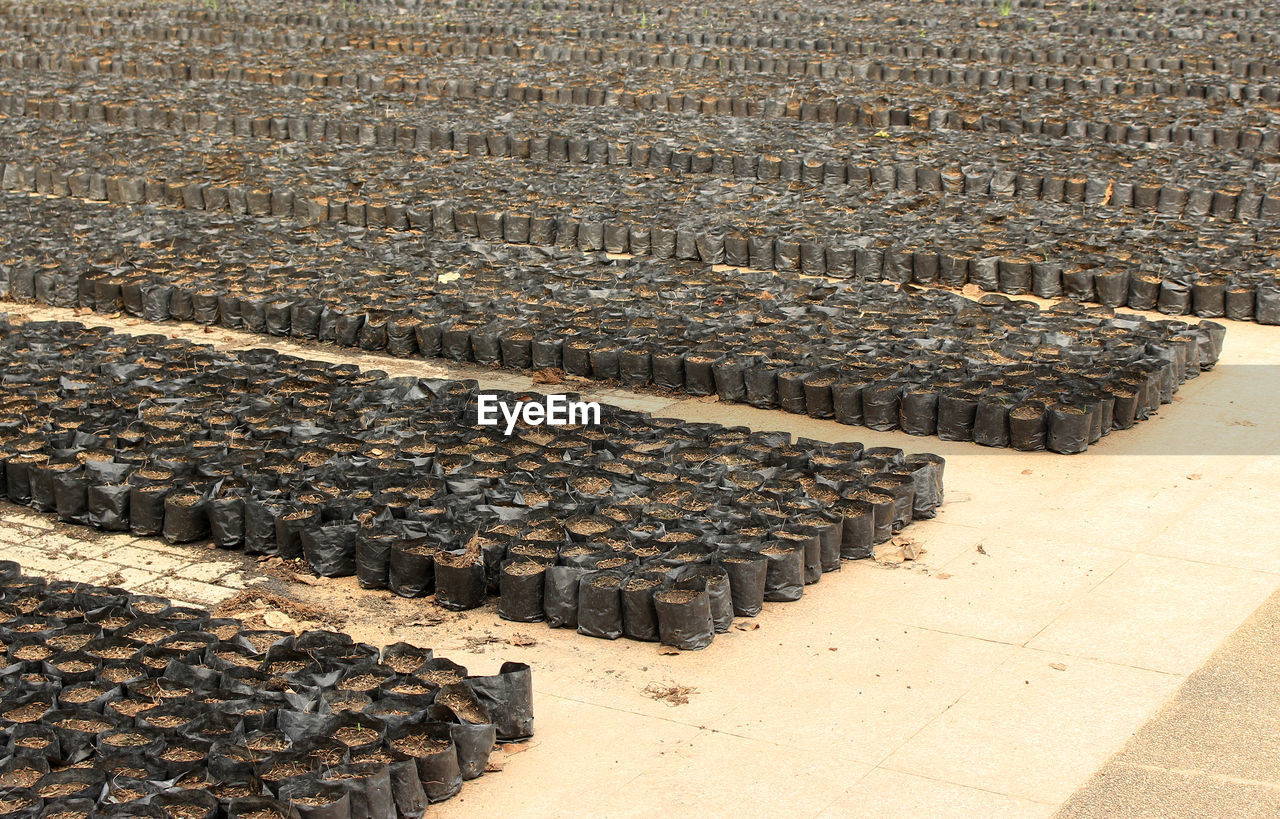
{"left": 531, "top": 368, "right": 564, "bottom": 385}
{"left": 1050, "top": 662, "right": 1067, "bottom": 671}
{"left": 643, "top": 682, "right": 697, "bottom": 706}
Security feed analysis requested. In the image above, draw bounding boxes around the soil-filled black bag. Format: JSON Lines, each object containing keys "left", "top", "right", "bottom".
{"left": 162, "top": 487, "right": 211, "bottom": 544}
{"left": 654, "top": 581, "right": 715, "bottom": 651}
{"left": 1009, "top": 401, "right": 1049, "bottom": 452}
{"left": 862, "top": 381, "right": 901, "bottom": 431}
{"left": 619, "top": 570, "right": 665, "bottom": 641}
{"left": 322, "top": 762, "right": 394, "bottom": 819}
{"left": 543, "top": 565, "right": 586, "bottom": 629}
{"left": 52, "top": 468, "right": 89, "bottom": 526}
{"left": 832, "top": 380, "right": 865, "bottom": 426}
{"left": 5, "top": 455, "right": 44, "bottom": 505}
{"left": 87, "top": 480, "right": 131, "bottom": 532}
{"left": 209, "top": 495, "right": 245, "bottom": 549}
{"left": 671, "top": 564, "right": 733, "bottom": 633}
{"left": 498, "top": 559, "right": 546, "bottom": 623}
{"left": 576, "top": 570, "right": 626, "bottom": 640}
{"left": 1225, "top": 286, "right": 1256, "bottom": 322}
{"left": 775, "top": 528, "right": 823, "bottom": 585}
{"left": 899, "top": 387, "right": 939, "bottom": 436}
{"left": 389, "top": 539, "right": 436, "bottom": 598}
{"left": 277, "top": 776, "right": 353, "bottom": 819}
{"left": 404, "top": 723, "right": 463, "bottom": 803}
{"left": 1048, "top": 402, "right": 1092, "bottom": 455}
{"left": 902, "top": 455, "right": 946, "bottom": 519}
{"left": 434, "top": 550, "right": 487, "bottom": 611}
{"left": 128, "top": 482, "right": 170, "bottom": 536}
{"left": 973, "top": 393, "right": 1014, "bottom": 448}
{"left": 651, "top": 349, "right": 685, "bottom": 390}
{"left": 448, "top": 721, "right": 497, "bottom": 781}
{"left": 683, "top": 354, "right": 715, "bottom": 397}
{"left": 824, "top": 501, "right": 875, "bottom": 560}
{"left": 712, "top": 358, "right": 748, "bottom": 404}
{"left": 383, "top": 753, "right": 428, "bottom": 819}
{"left": 27, "top": 459, "right": 59, "bottom": 512}
{"left": 355, "top": 531, "right": 396, "bottom": 590}
{"left": 716, "top": 549, "right": 767, "bottom": 617}
{"left": 151, "top": 790, "right": 219, "bottom": 819}
{"left": 744, "top": 362, "right": 779, "bottom": 409}
{"left": 243, "top": 496, "right": 283, "bottom": 556}
{"left": 801, "top": 372, "right": 837, "bottom": 419}
{"left": 301, "top": 522, "right": 359, "bottom": 577}
{"left": 465, "top": 662, "right": 534, "bottom": 741}
{"left": 226, "top": 797, "right": 303, "bottom": 819}
{"left": 32, "top": 768, "right": 107, "bottom": 803}
{"left": 937, "top": 388, "right": 980, "bottom": 442}
{"left": 759, "top": 539, "right": 805, "bottom": 602}
{"left": 777, "top": 370, "right": 807, "bottom": 414}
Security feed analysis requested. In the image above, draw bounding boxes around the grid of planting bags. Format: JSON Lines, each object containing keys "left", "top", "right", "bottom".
{"left": 2, "top": 0, "right": 1279, "bottom": 320}
{"left": 0, "top": 117, "right": 1275, "bottom": 321}
{"left": 3, "top": 76, "right": 1278, "bottom": 227}
{"left": 0, "top": 317, "right": 943, "bottom": 648}
{"left": 0, "top": 560, "right": 533, "bottom": 818}
{"left": 0, "top": 196, "right": 1224, "bottom": 451}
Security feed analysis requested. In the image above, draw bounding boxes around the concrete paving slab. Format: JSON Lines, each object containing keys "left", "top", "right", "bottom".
{"left": 1059, "top": 587, "right": 1280, "bottom": 817}
{"left": 1027, "top": 554, "right": 1279, "bottom": 675}
{"left": 881, "top": 649, "right": 1183, "bottom": 804}
{"left": 818, "top": 768, "right": 1056, "bottom": 818}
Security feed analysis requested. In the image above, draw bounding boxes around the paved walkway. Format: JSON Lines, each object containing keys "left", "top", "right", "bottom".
{"left": 5, "top": 305, "right": 1279, "bottom": 816}
{"left": 1059, "top": 587, "right": 1280, "bottom": 817}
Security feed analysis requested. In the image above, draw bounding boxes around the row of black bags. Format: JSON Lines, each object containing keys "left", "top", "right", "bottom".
{"left": 0, "top": 561, "right": 533, "bottom": 819}
{"left": 5, "top": 77, "right": 1276, "bottom": 226}
{"left": 0, "top": 318, "right": 943, "bottom": 644}
{"left": 0, "top": 195, "right": 1226, "bottom": 453}
{"left": 0, "top": 117, "right": 1275, "bottom": 322}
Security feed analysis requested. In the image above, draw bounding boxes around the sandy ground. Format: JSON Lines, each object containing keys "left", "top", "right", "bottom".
{"left": 3, "top": 303, "right": 1278, "bottom": 817}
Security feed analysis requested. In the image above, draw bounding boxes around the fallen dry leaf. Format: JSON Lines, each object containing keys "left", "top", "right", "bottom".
{"left": 1049, "top": 662, "right": 1067, "bottom": 671}
{"left": 507, "top": 633, "right": 538, "bottom": 647}
{"left": 875, "top": 543, "right": 905, "bottom": 565}
{"left": 936, "top": 572, "right": 952, "bottom": 580}
{"left": 643, "top": 682, "right": 697, "bottom": 706}
{"left": 657, "top": 645, "right": 680, "bottom": 655}
{"left": 733, "top": 622, "right": 760, "bottom": 632}
{"left": 1186, "top": 473, "right": 1202, "bottom": 481}
{"left": 531, "top": 368, "right": 564, "bottom": 385}
{"left": 976, "top": 544, "right": 988, "bottom": 555}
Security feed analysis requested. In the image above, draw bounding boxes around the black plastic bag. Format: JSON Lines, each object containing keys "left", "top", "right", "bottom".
{"left": 654, "top": 583, "right": 714, "bottom": 651}
{"left": 540, "top": 565, "right": 584, "bottom": 629}
{"left": 576, "top": 570, "right": 625, "bottom": 640}
{"left": 434, "top": 551, "right": 487, "bottom": 611}
{"left": 497, "top": 559, "right": 546, "bottom": 623}
{"left": 301, "top": 522, "right": 359, "bottom": 577}
{"left": 465, "top": 662, "right": 534, "bottom": 741}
